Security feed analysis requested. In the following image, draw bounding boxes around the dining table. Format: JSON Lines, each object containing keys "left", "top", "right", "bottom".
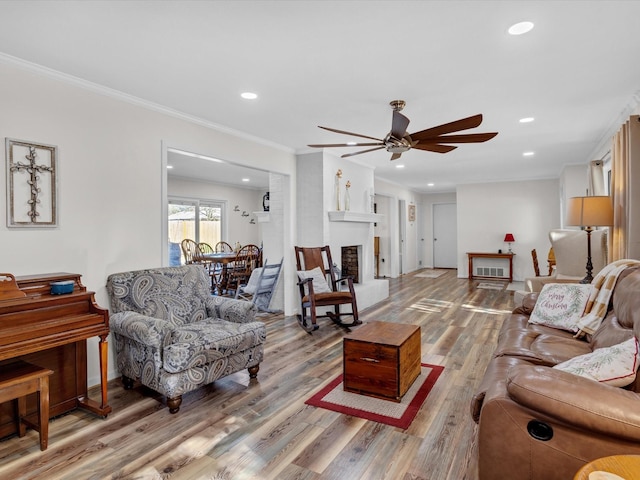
{"left": 200, "top": 251, "right": 246, "bottom": 295}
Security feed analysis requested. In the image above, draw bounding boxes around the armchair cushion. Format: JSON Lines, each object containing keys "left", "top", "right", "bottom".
{"left": 163, "top": 318, "right": 266, "bottom": 373}
{"left": 107, "top": 266, "right": 210, "bottom": 326}
{"left": 301, "top": 290, "right": 353, "bottom": 304}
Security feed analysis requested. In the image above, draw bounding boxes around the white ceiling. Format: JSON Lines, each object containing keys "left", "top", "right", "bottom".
{"left": 1, "top": 1, "right": 639, "bottom": 193}
{"left": 167, "top": 148, "right": 270, "bottom": 189}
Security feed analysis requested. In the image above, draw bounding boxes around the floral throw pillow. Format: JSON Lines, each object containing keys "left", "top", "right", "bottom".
{"left": 297, "top": 267, "right": 332, "bottom": 295}
{"left": 528, "top": 283, "right": 592, "bottom": 332}
{"left": 553, "top": 337, "right": 639, "bottom": 387}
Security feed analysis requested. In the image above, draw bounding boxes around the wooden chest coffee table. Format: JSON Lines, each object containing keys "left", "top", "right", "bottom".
{"left": 343, "top": 321, "right": 421, "bottom": 402}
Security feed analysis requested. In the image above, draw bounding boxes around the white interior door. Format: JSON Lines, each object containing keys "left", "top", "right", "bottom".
{"left": 433, "top": 203, "right": 457, "bottom": 268}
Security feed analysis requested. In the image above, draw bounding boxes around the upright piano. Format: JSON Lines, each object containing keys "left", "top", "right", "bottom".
{"left": 0, "top": 272, "right": 111, "bottom": 439}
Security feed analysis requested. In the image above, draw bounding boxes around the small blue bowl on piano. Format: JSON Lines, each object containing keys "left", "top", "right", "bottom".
{"left": 50, "top": 280, "right": 74, "bottom": 295}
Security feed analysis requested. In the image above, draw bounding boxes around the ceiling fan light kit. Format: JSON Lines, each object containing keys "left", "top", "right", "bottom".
{"left": 309, "top": 100, "right": 498, "bottom": 161}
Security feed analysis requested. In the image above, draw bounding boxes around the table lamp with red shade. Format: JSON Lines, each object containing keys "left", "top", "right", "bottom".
{"left": 503, "top": 233, "right": 515, "bottom": 253}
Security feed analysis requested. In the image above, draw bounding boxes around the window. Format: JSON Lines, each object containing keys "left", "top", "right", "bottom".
{"left": 168, "top": 198, "right": 225, "bottom": 265}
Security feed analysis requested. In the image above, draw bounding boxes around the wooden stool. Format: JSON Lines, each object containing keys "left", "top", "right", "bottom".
{"left": 0, "top": 360, "right": 53, "bottom": 451}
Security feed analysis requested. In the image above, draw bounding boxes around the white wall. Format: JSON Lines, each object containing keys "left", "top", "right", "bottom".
{"left": 0, "top": 59, "right": 296, "bottom": 386}
{"left": 374, "top": 178, "right": 422, "bottom": 277}
{"left": 295, "top": 151, "right": 388, "bottom": 309}
{"left": 456, "top": 179, "right": 561, "bottom": 281}
{"left": 168, "top": 177, "right": 263, "bottom": 247}
{"left": 559, "top": 164, "right": 590, "bottom": 227}
{"left": 418, "top": 192, "right": 457, "bottom": 268}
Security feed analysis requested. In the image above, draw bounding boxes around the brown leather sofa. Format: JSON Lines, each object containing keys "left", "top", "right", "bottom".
{"left": 471, "top": 266, "right": 640, "bottom": 480}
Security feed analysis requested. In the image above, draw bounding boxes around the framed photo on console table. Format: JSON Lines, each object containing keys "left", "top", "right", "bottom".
{"left": 5, "top": 138, "right": 58, "bottom": 228}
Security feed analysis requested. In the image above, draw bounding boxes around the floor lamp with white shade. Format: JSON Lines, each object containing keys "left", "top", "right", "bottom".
{"left": 565, "top": 196, "right": 614, "bottom": 283}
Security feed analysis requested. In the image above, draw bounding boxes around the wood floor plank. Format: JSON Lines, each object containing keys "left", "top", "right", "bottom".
{"left": 0, "top": 270, "right": 515, "bottom": 479}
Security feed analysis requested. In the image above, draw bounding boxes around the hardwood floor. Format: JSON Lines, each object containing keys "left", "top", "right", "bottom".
{"left": 0, "top": 270, "right": 515, "bottom": 480}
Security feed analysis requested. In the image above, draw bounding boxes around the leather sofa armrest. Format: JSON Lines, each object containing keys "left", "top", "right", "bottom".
{"left": 110, "top": 311, "right": 174, "bottom": 348}
{"left": 507, "top": 364, "right": 640, "bottom": 441}
{"left": 512, "top": 292, "right": 539, "bottom": 315}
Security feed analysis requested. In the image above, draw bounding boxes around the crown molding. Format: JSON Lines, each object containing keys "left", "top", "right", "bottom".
{"left": 589, "top": 90, "right": 640, "bottom": 161}
{"left": 0, "top": 52, "right": 294, "bottom": 154}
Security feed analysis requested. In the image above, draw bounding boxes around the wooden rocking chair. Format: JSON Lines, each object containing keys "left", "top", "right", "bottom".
{"left": 294, "top": 245, "right": 360, "bottom": 333}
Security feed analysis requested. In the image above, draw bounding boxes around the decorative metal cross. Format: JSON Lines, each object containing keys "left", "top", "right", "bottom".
{"left": 10, "top": 146, "right": 53, "bottom": 221}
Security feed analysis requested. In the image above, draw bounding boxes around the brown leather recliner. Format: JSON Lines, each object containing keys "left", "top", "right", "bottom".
{"left": 471, "top": 266, "right": 640, "bottom": 480}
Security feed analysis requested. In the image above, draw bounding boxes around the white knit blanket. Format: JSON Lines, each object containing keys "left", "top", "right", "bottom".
{"left": 575, "top": 259, "right": 640, "bottom": 336}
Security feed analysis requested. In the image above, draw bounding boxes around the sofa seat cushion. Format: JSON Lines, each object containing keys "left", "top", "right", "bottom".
{"left": 493, "top": 328, "right": 592, "bottom": 366}
{"left": 499, "top": 315, "right": 579, "bottom": 340}
{"left": 163, "top": 319, "right": 267, "bottom": 374}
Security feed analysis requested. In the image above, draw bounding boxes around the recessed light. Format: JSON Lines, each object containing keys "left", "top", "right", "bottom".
{"left": 167, "top": 165, "right": 173, "bottom": 169}
{"left": 395, "top": 164, "right": 405, "bottom": 169}
{"left": 427, "top": 183, "right": 434, "bottom": 187}
{"left": 242, "top": 178, "right": 250, "bottom": 182}
{"left": 241, "top": 92, "right": 258, "bottom": 100}
{"left": 523, "top": 151, "right": 535, "bottom": 157}
{"left": 519, "top": 117, "right": 535, "bottom": 123}
{"left": 508, "top": 21, "right": 534, "bottom": 35}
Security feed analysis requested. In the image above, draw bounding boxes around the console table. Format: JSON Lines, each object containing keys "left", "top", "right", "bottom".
{"left": 467, "top": 252, "right": 515, "bottom": 283}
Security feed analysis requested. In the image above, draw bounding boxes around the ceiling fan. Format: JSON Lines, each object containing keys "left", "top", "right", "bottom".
{"left": 308, "top": 100, "right": 498, "bottom": 161}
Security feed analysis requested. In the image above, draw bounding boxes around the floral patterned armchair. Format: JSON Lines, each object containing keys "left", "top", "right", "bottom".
{"left": 106, "top": 265, "right": 266, "bottom": 413}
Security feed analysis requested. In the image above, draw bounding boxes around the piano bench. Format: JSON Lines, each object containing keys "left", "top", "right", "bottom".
{"left": 0, "top": 360, "right": 54, "bottom": 451}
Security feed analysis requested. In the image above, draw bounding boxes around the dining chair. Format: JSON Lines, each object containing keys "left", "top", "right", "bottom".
{"left": 214, "top": 241, "right": 233, "bottom": 253}
{"left": 531, "top": 249, "right": 541, "bottom": 277}
{"left": 226, "top": 244, "right": 261, "bottom": 296}
{"left": 180, "top": 239, "right": 202, "bottom": 265}
{"left": 547, "top": 247, "right": 556, "bottom": 276}
{"left": 198, "top": 242, "right": 218, "bottom": 292}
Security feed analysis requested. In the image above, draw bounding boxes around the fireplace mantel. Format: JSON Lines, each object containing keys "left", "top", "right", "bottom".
{"left": 328, "top": 211, "right": 384, "bottom": 223}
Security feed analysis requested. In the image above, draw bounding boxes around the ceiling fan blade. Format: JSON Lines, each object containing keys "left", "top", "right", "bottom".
{"left": 318, "top": 126, "right": 384, "bottom": 142}
{"left": 410, "top": 114, "right": 484, "bottom": 140}
{"left": 413, "top": 143, "right": 458, "bottom": 154}
{"left": 418, "top": 132, "right": 498, "bottom": 144}
{"left": 390, "top": 153, "right": 403, "bottom": 161}
{"left": 341, "top": 146, "right": 386, "bottom": 158}
{"left": 390, "top": 110, "right": 410, "bottom": 138}
{"left": 308, "top": 142, "right": 384, "bottom": 148}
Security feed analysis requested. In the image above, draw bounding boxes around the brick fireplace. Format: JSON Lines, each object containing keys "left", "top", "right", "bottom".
{"left": 341, "top": 245, "right": 361, "bottom": 284}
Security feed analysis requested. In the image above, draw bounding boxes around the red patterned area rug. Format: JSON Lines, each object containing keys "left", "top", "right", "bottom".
{"left": 305, "top": 363, "right": 444, "bottom": 429}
